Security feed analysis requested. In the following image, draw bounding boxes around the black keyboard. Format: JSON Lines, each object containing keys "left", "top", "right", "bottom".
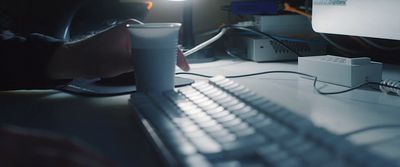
{"left": 130, "top": 76, "right": 397, "bottom": 167}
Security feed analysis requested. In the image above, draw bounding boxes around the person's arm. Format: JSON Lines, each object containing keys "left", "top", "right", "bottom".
{"left": 0, "top": 30, "right": 70, "bottom": 91}
{"left": 0, "top": 19, "right": 190, "bottom": 91}
{"left": 47, "top": 19, "right": 189, "bottom": 80}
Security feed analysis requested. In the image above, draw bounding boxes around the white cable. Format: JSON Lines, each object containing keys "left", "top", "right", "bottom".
{"left": 379, "top": 79, "right": 400, "bottom": 96}
{"left": 184, "top": 28, "right": 228, "bottom": 57}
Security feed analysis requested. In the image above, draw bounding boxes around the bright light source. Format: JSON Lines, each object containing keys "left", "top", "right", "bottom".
{"left": 146, "top": 1, "right": 153, "bottom": 10}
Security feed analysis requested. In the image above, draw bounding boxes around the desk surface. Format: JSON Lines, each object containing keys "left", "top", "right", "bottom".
{"left": 1, "top": 57, "right": 400, "bottom": 166}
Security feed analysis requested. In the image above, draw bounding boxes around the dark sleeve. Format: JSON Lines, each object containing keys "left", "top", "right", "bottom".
{"left": 0, "top": 30, "right": 71, "bottom": 90}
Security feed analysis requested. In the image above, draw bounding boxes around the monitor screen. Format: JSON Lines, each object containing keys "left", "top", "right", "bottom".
{"left": 311, "top": 0, "right": 400, "bottom": 40}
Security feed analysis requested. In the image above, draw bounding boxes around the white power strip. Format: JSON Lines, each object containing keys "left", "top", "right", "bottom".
{"left": 298, "top": 55, "right": 383, "bottom": 87}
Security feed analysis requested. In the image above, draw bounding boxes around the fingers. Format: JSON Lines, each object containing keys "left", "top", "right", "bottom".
{"left": 177, "top": 48, "right": 190, "bottom": 71}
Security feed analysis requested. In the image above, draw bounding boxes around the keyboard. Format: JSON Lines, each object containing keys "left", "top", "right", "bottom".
{"left": 130, "top": 76, "right": 398, "bottom": 167}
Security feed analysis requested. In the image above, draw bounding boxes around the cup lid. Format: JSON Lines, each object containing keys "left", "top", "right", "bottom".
{"left": 127, "top": 23, "right": 181, "bottom": 29}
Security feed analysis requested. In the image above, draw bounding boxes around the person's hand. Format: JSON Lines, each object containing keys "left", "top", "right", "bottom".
{"left": 48, "top": 19, "right": 190, "bottom": 80}
{"left": 0, "top": 125, "right": 117, "bottom": 167}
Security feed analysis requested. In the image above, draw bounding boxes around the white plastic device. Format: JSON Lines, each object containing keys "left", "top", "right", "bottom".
{"left": 254, "top": 15, "right": 314, "bottom": 37}
{"left": 298, "top": 55, "right": 383, "bottom": 87}
{"left": 229, "top": 35, "right": 326, "bottom": 62}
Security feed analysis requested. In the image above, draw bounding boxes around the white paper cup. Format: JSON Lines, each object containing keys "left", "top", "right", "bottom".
{"left": 127, "top": 23, "right": 181, "bottom": 93}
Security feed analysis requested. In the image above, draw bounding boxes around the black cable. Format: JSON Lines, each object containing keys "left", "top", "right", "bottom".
{"left": 227, "top": 71, "right": 314, "bottom": 78}
{"left": 319, "top": 33, "right": 366, "bottom": 55}
{"left": 313, "top": 81, "right": 369, "bottom": 95}
{"left": 224, "top": 48, "right": 241, "bottom": 59}
{"left": 341, "top": 124, "right": 400, "bottom": 138}
{"left": 360, "top": 37, "right": 400, "bottom": 51}
{"left": 176, "top": 72, "right": 213, "bottom": 78}
{"left": 225, "top": 26, "right": 304, "bottom": 57}
{"left": 176, "top": 71, "right": 399, "bottom": 96}
{"left": 176, "top": 71, "right": 314, "bottom": 79}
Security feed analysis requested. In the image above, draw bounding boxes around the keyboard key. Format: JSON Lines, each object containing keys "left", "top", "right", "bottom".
{"left": 175, "top": 118, "right": 197, "bottom": 129}
{"left": 191, "top": 81, "right": 210, "bottom": 89}
{"left": 179, "top": 88, "right": 201, "bottom": 97}
{"left": 222, "top": 134, "right": 266, "bottom": 152}
{"left": 214, "top": 96, "right": 237, "bottom": 106}
{"left": 203, "top": 124, "right": 224, "bottom": 133}
{"left": 181, "top": 124, "right": 201, "bottom": 133}
{"left": 192, "top": 114, "right": 213, "bottom": 124}
{"left": 252, "top": 118, "right": 273, "bottom": 129}
{"left": 184, "top": 154, "right": 212, "bottom": 167}
{"left": 242, "top": 93, "right": 264, "bottom": 103}
{"left": 205, "top": 106, "right": 225, "bottom": 115}
{"left": 209, "top": 75, "right": 226, "bottom": 83}
{"left": 214, "top": 133, "right": 237, "bottom": 143}
{"left": 198, "top": 85, "right": 215, "bottom": 93}
{"left": 202, "top": 87, "right": 220, "bottom": 96}
{"left": 197, "top": 119, "right": 218, "bottom": 128}
{"left": 237, "top": 109, "right": 258, "bottom": 119}
{"left": 176, "top": 141, "right": 198, "bottom": 156}
{"left": 215, "top": 114, "right": 237, "bottom": 123}
{"left": 177, "top": 102, "right": 198, "bottom": 110}
{"left": 257, "top": 144, "right": 287, "bottom": 163}
{"left": 209, "top": 92, "right": 230, "bottom": 101}
{"left": 210, "top": 110, "right": 230, "bottom": 119}
{"left": 207, "top": 89, "right": 225, "bottom": 98}
{"left": 182, "top": 107, "right": 203, "bottom": 116}
{"left": 232, "top": 105, "right": 252, "bottom": 114}
{"left": 230, "top": 85, "right": 247, "bottom": 93}
{"left": 164, "top": 90, "right": 187, "bottom": 100}
{"left": 290, "top": 141, "right": 316, "bottom": 156}
{"left": 302, "top": 148, "right": 331, "bottom": 166}
{"left": 274, "top": 158, "right": 301, "bottom": 167}
{"left": 186, "top": 130, "right": 208, "bottom": 138}
{"left": 149, "top": 94, "right": 185, "bottom": 118}
{"left": 217, "top": 80, "right": 235, "bottom": 88}
{"left": 224, "top": 82, "right": 241, "bottom": 91}
{"left": 260, "top": 104, "right": 282, "bottom": 116}
{"left": 226, "top": 102, "right": 247, "bottom": 111}
{"left": 190, "top": 136, "right": 222, "bottom": 154}
{"left": 282, "top": 136, "right": 307, "bottom": 149}
{"left": 208, "top": 127, "right": 231, "bottom": 137}
{"left": 219, "top": 98, "right": 241, "bottom": 108}
{"left": 222, "top": 118, "right": 243, "bottom": 128}
{"left": 258, "top": 143, "right": 281, "bottom": 156}
{"left": 234, "top": 127, "right": 256, "bottom": 137}
{"left": 268, "top": 150, "right": 291, "bottom": 163}
{"left": 226, "top": 122, "right": 249, "bottom": 132}
{"left": 244, "top": 113, "right": 267, "bottom": 124}
{"left": 195, "top": 98, "right": 213, "bottom": 105}
{"left": 197, "top": 100, "right": 218, "bottom": 109}
{"left": 188, "top": 111, "right": 208, "bottom": 119}
{"left": 214, "top": 161, "right": 241, "bottom": 167}
{"left": 190, "top": 95, "right": 209, "bottom": 104}
{"left": 233, "top": 87, "right": 252, "bottom": 97}
{"left": 258, "top": 122, "right": 293, "bottom": 141}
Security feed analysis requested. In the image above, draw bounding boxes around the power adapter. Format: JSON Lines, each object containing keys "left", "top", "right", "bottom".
{"left": 298, "top": 55, "right": 382, "bottom": 87}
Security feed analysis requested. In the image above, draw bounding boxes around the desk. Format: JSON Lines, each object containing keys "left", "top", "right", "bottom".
{"left": 1, "top": 57, "right": 400, "bottom": 166}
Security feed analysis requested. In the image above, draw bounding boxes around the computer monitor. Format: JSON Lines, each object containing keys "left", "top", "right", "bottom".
{"left": 311, "top": 0, "right": 400, "bottom": 41}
